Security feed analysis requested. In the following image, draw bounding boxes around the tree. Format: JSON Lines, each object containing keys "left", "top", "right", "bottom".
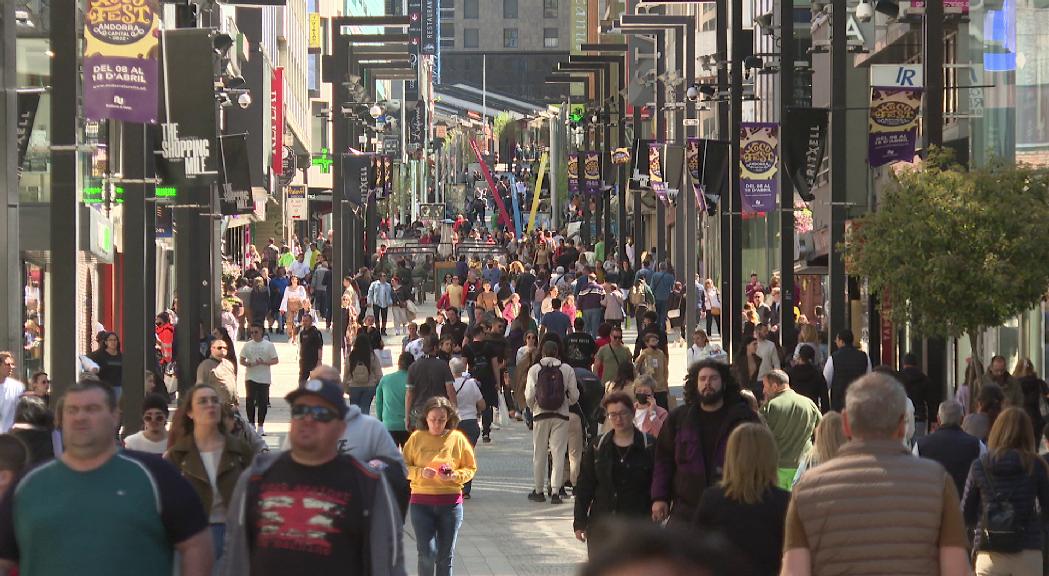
{"left": 845, "top": 149, "right": 1049, "bottom": 361}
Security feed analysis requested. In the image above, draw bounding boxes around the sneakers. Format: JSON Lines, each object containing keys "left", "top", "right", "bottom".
{"left": 558, "top": 487, "right": 570, "bottom": 499}
{"left": 482, "top": 434, "right": 492, "bottom": 443}
{"left": 550, "top": 494, "right": 564, "bottom": 505}
{"left": 527, "top": 491, "right": 546, "bottom": 503}
{"left": 257, "top": 426, "right": 266, "bottom": 436}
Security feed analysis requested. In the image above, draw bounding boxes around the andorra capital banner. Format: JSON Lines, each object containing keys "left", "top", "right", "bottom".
{"left": 868, "top": 87, "right": 923, "bottom": 167}
{"left": 84, "top": 0, "right": 160, "bottom": 123}
{"left": 739, "top": 122, "right": 779, "bottom": 214}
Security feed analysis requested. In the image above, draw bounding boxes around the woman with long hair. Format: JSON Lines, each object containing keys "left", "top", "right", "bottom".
{"left": 166, "top": 383, "right": 254, "bottom": 561}
{"left": 279, "top": 274, "right": 308, "bottom": 343}
{"left": 573, "top": 392, "right": 655, "bottom": 555}
{"left": 404, "top": 396, "right": 477, "bottom": 576}
{"left": 1013, "top": 357, "right": 1049, "bottom": 438}
{"left": 343, "top": 332, "right": 382, "bottom": 414}
{"left": 88, "top": 331, "right": 124, "bottom": 399}
{"left": 964, "top": 383, "right": 1006, "bottom": 442}
{"left": 730, "top": 336, "right": 762, "bottom": 400}
{"left": 962, "top": 408, "right": 1049, "bottom": 575}
{"left": 694, "top": 423, "right": 790, "bottom": 576}
{"left": 792, "top": 411, "right": 847, "bottom": 486}
{"left": 793, "top": 324, "right": 825, "bottom": 368}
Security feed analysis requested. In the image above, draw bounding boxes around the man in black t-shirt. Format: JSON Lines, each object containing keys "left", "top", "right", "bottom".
{"left": 564, "top": 317, "right": 597, "bottom": 369}
{"left": 220, "top": 378, "right": 406, "bottom": 576}
{"left": 405, "top": 337, "right": 456, "bottom": 428}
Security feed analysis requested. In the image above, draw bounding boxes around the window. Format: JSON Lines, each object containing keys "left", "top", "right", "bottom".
{"left": 463, "top": 0, "right": 478, "bottom": 19}
{"left": 464, "top": 28, "right": 479, "bottom": 48}
{"left": 543, "top": 28, "right": 559, "bottom": 48}
{"left": 503, "top": 0, "right": 517, "bottom": 19}
{"left": 503, "top": 28, "right": 518, "bottom": 48}
{"left": 544, "top": 0, "right": 557, "bottom": 18}
{"left": 441, "top": 23, "right": 455, "bottom": 48}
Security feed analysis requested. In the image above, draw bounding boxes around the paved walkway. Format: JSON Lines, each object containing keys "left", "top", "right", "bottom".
{"left": 236, "top": 297, "right": 704, "bottom": 575}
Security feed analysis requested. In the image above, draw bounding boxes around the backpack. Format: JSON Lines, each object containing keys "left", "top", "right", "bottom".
{"left": 979, "top": 455, "right": 1025, "bottom": 552}
{"left": 535, "top": 363, "right": 567, "bottom": 411}
{"left": 349, "top": 361, "right": 371, "bottom": 388}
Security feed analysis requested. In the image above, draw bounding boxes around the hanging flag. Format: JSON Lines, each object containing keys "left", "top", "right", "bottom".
{"left": 583, "top": 151, "right": 601, "bottom": 195}
{"left": 739, "top": 122, "right": 779, "bottom": 213}
{"left": 869, "top": 87, "right": 923, "bottom": 167}
{"left": 15, "top": 92, "right": 40, "bottom": 180}
{"left": 84, "top": 0, "right": 160, "bottom": 123}
{"left": 469, "top": 138, "right": 514, "bottom": 234}
{"left": 698, "top": 140, "right": 729, "bottom": 216}
{"left": 648, "top": 142, "right": 667, "bottom": 201}
{"left": 783, "top": 108, "right": 829, "bottom": 201}
{"left": 527, "top": 152, "right": 548, "bottom": 233}
{"left": 341, "top": 154, "right": 372, "bottom": 208}
{"left": 567, "top": 153, "right": 580, "bottom": 195}
{"left": 686, "top": 139, "right": 706, "bottom": 214}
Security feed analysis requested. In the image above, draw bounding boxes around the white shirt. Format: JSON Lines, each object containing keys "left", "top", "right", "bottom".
{"left": 406, "top": 338, "right": 425, "bottom": 360}
{"left": 124, "top": 432, "right": 168, "bottom": 455}
{"left": 755, "top": 339, "right": 780, "bottom": 380}
{"left": 0, "top": 378, "right": 25, "bottom": 433}
{"left": 687, "top": 343, "right": 726, "bottom": 367}
{"left": 241, "top": 339, "right": 279, "bottom": 384}
{"left": 289, "top": 259, "right": 311, "bottom": 279}
{"left": 279, "top": 285, "right": 309, "bottom": 313}
{"left": 454, "top": 376, "right": 484, "bottom": 421}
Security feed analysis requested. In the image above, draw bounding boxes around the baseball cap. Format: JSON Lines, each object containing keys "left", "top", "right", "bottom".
{"left": 285, "top": 378, "right": 349, "bottom": 418}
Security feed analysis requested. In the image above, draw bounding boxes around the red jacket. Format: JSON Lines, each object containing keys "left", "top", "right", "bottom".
{"left": 156, "top": 323, "right": 175, "bottom": 365}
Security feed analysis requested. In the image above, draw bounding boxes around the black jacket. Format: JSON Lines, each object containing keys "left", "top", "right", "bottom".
{"left": 962, "top": 450, "right": 1049, "bottom": 552}
{"left": 786, "top": 363, "right": 830, "bottom": 413}
{"left": 694, "top": 486, "right": 790, "bottom": 576}
{"left": 900, "top": 365, "right": 934, "bottom": 422}
{"left": 574, "top": 428, "right": 655, "bottom": 532}
{"left": 829, "top": 346, "right": 869, "bottom": 412}
{"left": 915, "top": 425, "right": 982, "bottom": 497}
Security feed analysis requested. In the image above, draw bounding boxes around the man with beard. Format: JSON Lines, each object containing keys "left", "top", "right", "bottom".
{"left": 650, "top": 359, "right": 760, "bottom": 525}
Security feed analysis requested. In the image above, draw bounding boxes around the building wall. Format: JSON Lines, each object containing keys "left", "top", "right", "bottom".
{"left": 439, "top": 52, "right": 569, "bottom": 104}
{"left": 284, "top": 0, "right": 311, "bottom": 154}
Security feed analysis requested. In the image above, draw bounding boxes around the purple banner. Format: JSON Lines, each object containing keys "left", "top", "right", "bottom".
{"left": 567, "top": 153, "right": 580, "bottom": 195}
{"left": 739, "top": 122, "right": 779, "bottom": 214}
{"left": 648, "top": 142, "right": 667, "bottom": 200}
{"left": 84, "top": 0, "right": 160, "bottom": 124}
{"left": 583, "top": 151, "right": 601, "bottom": 194}
{"left": 869, "top": 87, "right": 923, "bottom": 167}
{"left": 686, "top": 138, "right": 705, "bottom": 212}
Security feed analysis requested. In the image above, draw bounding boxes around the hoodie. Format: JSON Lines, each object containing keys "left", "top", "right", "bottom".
{"left": 281, "top": 404, "right": 405, "bottom": 473}
{"left": 218, "top": 451, "right": 406, "bottom": 576}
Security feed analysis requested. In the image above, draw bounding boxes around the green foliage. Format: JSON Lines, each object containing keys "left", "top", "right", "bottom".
{"left": 845, "top": 148, "right": 1049, "bottom": 342}
{"left": 492, "top": 112, "right": 514, "bottom": 140}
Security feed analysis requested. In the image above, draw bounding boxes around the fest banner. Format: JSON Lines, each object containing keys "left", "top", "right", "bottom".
{"left": 869, "top": 87, "right": 923, "bottom": 167}
{"left": 527, "top": 152, "right": 548, "bottom": 233}
{"left": 469, "top": 138, "right": 514, "bottom": 234}
{"left": 84, "top": 0, "right": 160, "bottom": 123}
{"left": 686, "top": 138, "right": 706, "bottom": 213}
{"left": 583, "top": 151, "right": 601, "bottom": 195}
{"left": 567, "top": 153, "right": 580, "bottom": 195}
{"left": 648, "top": 142, "right": 667, "bottom": 201}
{"left": 783, "top": 107, "right": 828, "bottom": 201}
{"left": 739, "top": 122, "right": 779, "bottom": 213}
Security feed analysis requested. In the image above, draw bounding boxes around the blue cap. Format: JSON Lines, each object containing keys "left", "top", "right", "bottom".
{"left": 285, "top": 378, "right": 348, "bottom": 418}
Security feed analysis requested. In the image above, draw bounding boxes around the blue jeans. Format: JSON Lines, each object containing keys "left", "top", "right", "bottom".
{"left": 349, "top": 387, "right": 376, "bottom": 416}
{"left": 210, "top": 523, "right": 226, "bottom": 561}
{"left": 465, "top": 301, "right": 476, "bottom": 326}
{"left": 583, "top": 308, "right": 603, "bottom": 337}
{"left": 411, "top": 502, "right": 463, "bottom": 576}
{"left": 458, "top": 420, "right": 480, "bottom": 495}
{"left": 654, "top": 299, "right": 668, "bottom": 328}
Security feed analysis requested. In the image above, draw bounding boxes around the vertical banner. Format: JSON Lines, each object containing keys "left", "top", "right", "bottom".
{"left": 308, "top": 14, "right": 323, "bottom": 54}
{"left": 271, "top": 68, "right": 285, "bottom": 176}
{"left": 567, "top": 153, "right": 580, "bottom": 195}
{"left": 287, "top": 184, "right": 308, "bottom": 221}
{"left": 421, "top": 0, "right": 438, "bottom": 55}
{"left": 218, "top": 133, "right": 254, "bottom": 215}
{"left": 782, "top": 108, "right": 829, "bottom": 201}
{"left": 508, "top": 172, "right": 524, "bottom": 238}
{"left": 648, "top": 142, "right": 667, "bottom": 200}
{"left": 469, "top": 139, "right": 514, "bottom": 234}
{"left": 155, "top": 205, "right": 173, "bottom": 238}
{"left": 341, "top": 154, "right": 372, "bottom": 208}
{"left": 739, "top": 122, "right": 779, "bottom": 213}
{"left": 868, "top": 87, "right": 923, "bottom": 167}
{"left": 384, "top": 156, "right": 392, "bottom": 197}
{"left": 155, "top": 29, "right": 219, "bottom": 185}
{"left": 528, "top": 152, "right": 548, "bottom": 233}
{"left": 16, "top": 92, "right": 40, "bottom": 179}
{"left": 583, "top": 151, "right": 601, "bottom": 194}
{"left": 408, "top": 0, "right": 422, "bottom": 50}
{"left": 84, "top": 0, "right": 160, "bottom": 123}
{"left": 685, "top": 138, "right": 706, "bottom": 213}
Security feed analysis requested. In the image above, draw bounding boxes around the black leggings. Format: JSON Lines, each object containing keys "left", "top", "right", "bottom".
{"left": 245, "top": 380, "right": 270, "bottom": 426}
{"left": 706, "top": 312, "right": 721, "bottom": 336}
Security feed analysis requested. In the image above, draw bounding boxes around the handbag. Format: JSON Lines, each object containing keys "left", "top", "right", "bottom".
{"left": 979, "top": 455, "right": 1025, "bottom": 552}
{"left": 711, "top": 306, "right": 722, "bottom": 316}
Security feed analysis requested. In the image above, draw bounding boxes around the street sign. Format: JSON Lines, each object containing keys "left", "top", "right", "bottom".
{"left": 870, "top": 64, "right": 923, "bottom": 88}
{"left": 287, "top": 184, "right": 307, "bottom": 221}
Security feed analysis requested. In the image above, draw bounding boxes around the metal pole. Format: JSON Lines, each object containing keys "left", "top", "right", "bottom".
{"left": 549, "top": 113, "right": 560, "bottom": 230}
{"left": 632, "top": 104, "right": 643, "bottom": 267}
{"left": 654, "top": 35, "right": 666, "bottom": 265}
{"left": 332, "top": 37, "right": 348, "bottom": 371}
{"left": 0, "top": 3, "right": 21, "bottom": 357}
{"left": 925, "top": 0, "right": 944, "bottom": 149}
{"left": 716, "top": 0, "right": 731, "bottom": 353}
{"left": 683, "top": 23, "right": 698, "bottom": 343}
{"left": 779, "top": 0, "right": 796, "bottom": 353}
{"left": 673, "top": 27, "right": 685, "bottom": 279}
{"left": 829, "top": 0, "right": 848, "bottom": 349}
{"left": 616, "top": 55, "right": 628, "bottom": 264}
{"left": 728, "top": 0, "right": 745, "bottom": 356}
{"left": 120, "top": 122, "right": 148, "bottom": 433}
{"left": 50, "top": 0, "right": 80, "bottom": 397}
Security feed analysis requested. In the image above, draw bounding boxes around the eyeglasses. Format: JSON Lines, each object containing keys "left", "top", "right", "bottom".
{"left": 291, "top": 404, "right": 340, "bottom": 423}
{"left": 606, "top": 410, "right": 631, "bottom": 419}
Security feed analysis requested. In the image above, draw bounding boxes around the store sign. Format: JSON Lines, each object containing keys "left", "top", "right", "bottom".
{"left": 313, "top": 148, "right": 333, "bottom": 173}
{"left": 308, "top": 14, "right": 323, "bottom": 53}
{"left": 910, "top": 0, "right": 969, "bottom": 13}
{"left": 271, "top": 68, "right": 285, "bottom": 176}
{"left": 287, "top": 184, "right": 308, "bottom": 220}
{"left": 84, "top": 0, "right": 160, "bottom": 123}
{"left": 739, "top": 122, "right": 779, "bottom": 213}
{"left": 421, "top": 0, "right": 438, "bottom": 55}
{"left": 871, "top": 64, "right": 923, "bottom": 88}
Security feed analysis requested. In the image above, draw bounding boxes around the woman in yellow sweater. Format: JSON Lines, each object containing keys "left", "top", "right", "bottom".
{"left": 404, "top": 396, "right": 477, "bottom": 576}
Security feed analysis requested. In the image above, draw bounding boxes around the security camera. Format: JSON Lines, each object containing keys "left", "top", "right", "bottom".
{"left": 686, "top": 84, "right": 701, "bottom": 102}
{"left": 855, "top": 0, "right": 874, "bottom": 22}
{"left": 237, "top": 92, "right": 252, "bottom": 109}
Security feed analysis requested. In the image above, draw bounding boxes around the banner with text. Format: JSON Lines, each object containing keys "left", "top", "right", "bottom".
{"left": 869, "top": 87, "right": 923, "bottom": 167}
{"left": 739, "top": 122, "right": 779, "bottom": 214}
{"left": 219, "top": 133, "right": 254, "bottom": 215}
{"left": 341, "top": 154, "right": 372, "bottom": 208}
{"left": 155, "top": 28, "right": 219, "bottom": 185}
{"left": 583, "top": 151, "right": 601, "bottom": 195}
{"left": 783, "top": 108, "right": 828, "bottom": 201}
{"left": 271, "top": 68, "right": 285, "bottom": 176}
{"left": 648, "top": 142, "right": 667, "bottom": 201}
{"left": 84, "top": 0, "right": 160, "bottom": 123}
{"left": 287, "top": 184, "right": 307, "bottom": 221}
{"left": 567, "top": 153, "right": 580, "bottom": 195}
{"left": 16, "top": 92, "right": 39, "bottom": 179}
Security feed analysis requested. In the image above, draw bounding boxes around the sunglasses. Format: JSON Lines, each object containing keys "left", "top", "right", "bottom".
{"left": 291, "top": 404, "right": 340, "bottom": 423}
{"left": 612, "top": 335, "right": 623, "bottom": 340}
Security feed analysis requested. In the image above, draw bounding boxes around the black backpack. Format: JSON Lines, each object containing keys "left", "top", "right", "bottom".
{"left": 979, "top": 455, "right": 1025, "bottom": 552}
{"left": 535, "top": 363, "right": 566, "bottom": 411}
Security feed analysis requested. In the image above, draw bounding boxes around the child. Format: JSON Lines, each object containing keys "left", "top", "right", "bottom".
{"left": 635, "top": 332, "right": 670, "bottom": 410}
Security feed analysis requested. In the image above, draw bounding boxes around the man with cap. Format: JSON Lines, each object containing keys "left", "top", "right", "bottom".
{"left": 221, "top": 378, "right": 406, "bottom": 576}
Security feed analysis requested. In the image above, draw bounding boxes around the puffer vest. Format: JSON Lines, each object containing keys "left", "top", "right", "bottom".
{"left": 793, "top": 439, "right": 948, "bottom": 576}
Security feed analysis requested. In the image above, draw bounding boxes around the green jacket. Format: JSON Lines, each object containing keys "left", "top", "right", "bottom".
{"left": 376, "top": 369, "right": 409, "bottom": 431}
{"left": 166, "top": 433, "right": 255, "bottom": 517}
{"left": 762, "top": 388, "right": 822, "bottom": 468}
